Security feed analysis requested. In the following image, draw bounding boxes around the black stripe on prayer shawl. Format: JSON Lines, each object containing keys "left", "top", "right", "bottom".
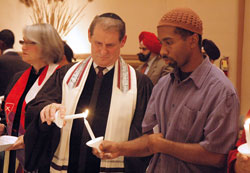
{"left": 100, "top": 167, "right": 125, "bottom": 172}
{"left": 51, "top": 162, "right": 68, "bottom": 171}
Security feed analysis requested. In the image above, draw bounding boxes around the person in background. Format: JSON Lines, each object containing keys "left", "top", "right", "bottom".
{"left": 202, "top": 39, "right": 220, "bottom": 63}
{"left": 96, "top": 8, "right": 239, "bottom": 173}
{"left": 23, "top": 13, "right": 153, "bottom": 172}
{"left": 59, "top": 42, "right": 75, "bottom": 66}
{"left": 0, "top": 23, "right": 64, "bottom": 173}
{"left": 137, "top": 31, "right": 172, "bottom": 85}
{"left": 0, "top": 29, "right": 30, "bottom": 173}
{"left": 0, "top": 29, "right": 30, "bottom": 96}
{"left": 227, "top": 109, "right": 250, "bottom": 173}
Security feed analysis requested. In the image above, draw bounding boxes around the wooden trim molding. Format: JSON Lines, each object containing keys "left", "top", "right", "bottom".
{"left": 75, "top": 54, "right": 143, "bottom": 69}
{"left": 17, "top": 52, "right": 143, "bottom": 69}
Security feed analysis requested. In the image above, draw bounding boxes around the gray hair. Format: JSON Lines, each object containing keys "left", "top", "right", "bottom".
{"left": 23, "top": 23, "right": 64, "bottom": 64}
{"left": 89, "top": 13, "right": 126, "bottom": 41}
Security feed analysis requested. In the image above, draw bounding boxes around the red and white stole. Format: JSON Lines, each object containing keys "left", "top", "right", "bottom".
{"left": 4, "top": 64, "right": 59, "bottom": 173}
{"left": 51, "top": 57, "right": 137, "bottom": 172}
{"left": 4, "top": 64, "right": 59, "bottom": 136}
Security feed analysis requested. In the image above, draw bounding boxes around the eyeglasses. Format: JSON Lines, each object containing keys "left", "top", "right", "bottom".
{"left": 19, "top": 40, "right": 37, "bottom": 46}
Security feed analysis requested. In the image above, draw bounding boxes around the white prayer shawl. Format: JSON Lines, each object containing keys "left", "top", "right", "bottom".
{"left": 51, "top": 57, "right": 137, "bottom": 172}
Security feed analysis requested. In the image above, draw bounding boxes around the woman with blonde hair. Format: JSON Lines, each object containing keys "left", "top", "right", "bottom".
{"left": 0, "top": 23, "right": 64, "bottom": 173}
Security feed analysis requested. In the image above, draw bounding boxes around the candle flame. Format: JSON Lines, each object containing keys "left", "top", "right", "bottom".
{"left": 84, "top": 109, "right": 89, "bottom": 118}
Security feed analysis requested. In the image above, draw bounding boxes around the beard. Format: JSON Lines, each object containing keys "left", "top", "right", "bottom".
{"left": 162, "top": 55, "right": 177, "bottom": 68}
{"left": 137, "top": 52, "right": 151, "bottom": 62}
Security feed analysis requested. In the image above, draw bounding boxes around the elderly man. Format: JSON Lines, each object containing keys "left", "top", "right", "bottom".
{"left": 136, "top": 31, "right": 172, "bottom": 85}
{"left": 96, "top": 8, "right": 239, "bottom": 173}
{"left": 24, "top": 13, "right": 153, "bottom": 173}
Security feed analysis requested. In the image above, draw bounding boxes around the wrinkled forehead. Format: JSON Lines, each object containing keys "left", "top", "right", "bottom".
{"left": 92, "top": 23, "right": 120, "bottom": 40}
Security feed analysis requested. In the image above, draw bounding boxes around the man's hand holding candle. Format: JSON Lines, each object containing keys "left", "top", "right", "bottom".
{"left": 40, "top": 103, "right": 66, "bottom": 126}
{"left": 235, "top": 152, "right": 250, "bottom": 173}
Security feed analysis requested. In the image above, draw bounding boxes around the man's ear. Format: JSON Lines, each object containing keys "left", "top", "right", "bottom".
{"left": 190, "top": 33, "right": 199, "bottom": 49}
{"left": 120, "top": 35, "right": 127, "bottom": 48}
{"left": 88, "top": 29, "right": 91, "bottom": 43}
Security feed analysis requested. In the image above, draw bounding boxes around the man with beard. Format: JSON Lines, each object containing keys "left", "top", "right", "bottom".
{"left": 137, "top": 31, "right": 172, "bottom": 85}
{"left": 95, "top": 8, "right": 239, "bottom": 173}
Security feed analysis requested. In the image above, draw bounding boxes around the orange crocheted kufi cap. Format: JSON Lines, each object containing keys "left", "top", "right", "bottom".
{"left": 158, "top": 8, "right": 203, "bottom": 35}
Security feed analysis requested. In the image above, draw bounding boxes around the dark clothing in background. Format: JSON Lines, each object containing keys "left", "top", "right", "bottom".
{"left": 0, "top": 51, "right": 30, "bottom": 96}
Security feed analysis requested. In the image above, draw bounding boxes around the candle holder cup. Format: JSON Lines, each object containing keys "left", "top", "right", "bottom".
{"left": 238, "top": 143, "right": 250, "bottom": 157}
{"left": 54, "top": 111, "right": 64, "bottom": 128}
{"left": 86, "top": 136, "right": 104, "bottom": 152}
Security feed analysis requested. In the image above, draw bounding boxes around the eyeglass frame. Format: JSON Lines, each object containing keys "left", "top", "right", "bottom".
{"left": 19, "top": 40, "right": 37, "bottom": 46}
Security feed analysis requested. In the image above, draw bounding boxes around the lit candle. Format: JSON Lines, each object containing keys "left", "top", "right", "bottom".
{"left": 244, "top": 118, "right": 250, "bottom": 149}
{"left": 64, "top": 111, "right": 88, "bottom": 120}
{"left": 54, "top": 110, "right": 89, "bottom": 128}
{"left": 84, "top": 111, "right": 95, "bottom": 140}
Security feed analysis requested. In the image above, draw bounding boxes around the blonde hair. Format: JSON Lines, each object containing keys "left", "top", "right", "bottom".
{"left": 23, "top": 23, "right": 64, "bottom": 64}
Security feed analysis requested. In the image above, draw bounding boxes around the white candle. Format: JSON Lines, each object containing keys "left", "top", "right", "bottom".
{"left": 84, "top": 118, "right": 95, "bottom": 140}
{"left": 244, "top": 118, "right": 250, "bottom": 149}
{"left": 64, "top": 112, "right": 87, "bottom": 120}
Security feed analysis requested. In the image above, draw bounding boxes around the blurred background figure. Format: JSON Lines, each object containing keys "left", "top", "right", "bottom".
{"left": 202, "top": 39, "right": 221, "bottom": 63}
{"left": 0, "top": 23, "right": 64, "bottom": 173}
{"left": 0, "top": 30, "right": 30, "bottom": 172}
{"left": 0, "top": 29, "right": 30, "bottom": 96}
{"left": 59, "top": 42, "right": 75, "bottom": 66}
{"left": 136, "top": 31, "right": 172, "bottom": 85}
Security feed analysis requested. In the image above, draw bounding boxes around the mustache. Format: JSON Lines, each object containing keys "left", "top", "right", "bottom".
{"left": 160, "top": 55, "right": 177, "bottom": 68}
{"left": 160, "top": 55, "right": 171, "bottom": 60}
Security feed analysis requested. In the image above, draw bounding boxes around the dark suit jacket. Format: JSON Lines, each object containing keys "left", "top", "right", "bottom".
{"left": 0, "top": 51, "right": 30, "bottom": 95}
{"left": 137, "top": 55, "right": 172, "bottom": 85}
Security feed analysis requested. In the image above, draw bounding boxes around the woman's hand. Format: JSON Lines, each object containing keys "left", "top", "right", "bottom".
{"left": 0, "top": 123, "right": 5, "bottom": 136}
{"left": 6, "top": 135, "right": 24, "bottom": 151}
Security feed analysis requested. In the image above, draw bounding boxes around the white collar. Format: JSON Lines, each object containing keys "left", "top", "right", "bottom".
{"left": 3, "top": 48, "right": 16, "bottom": 54}
{"left": 93, "top": 62, "right": 114, "bottom": 75}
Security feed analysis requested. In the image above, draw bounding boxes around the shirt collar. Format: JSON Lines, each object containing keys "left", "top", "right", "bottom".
{"left": 147, "top": 56, "right": 157, "bottom": 67}
{"left": 170, "top": 57, "right": 212, "bottom": 88}
{"left": 93, "top": 62, "right": 114, "bottom": 75}
{"left": 3, "top": 48, "right": 15, "bottom": 54}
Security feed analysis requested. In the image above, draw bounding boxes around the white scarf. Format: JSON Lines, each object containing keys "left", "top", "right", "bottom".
{"left": 51, "top": 57, "right": 137, "bottom": 172}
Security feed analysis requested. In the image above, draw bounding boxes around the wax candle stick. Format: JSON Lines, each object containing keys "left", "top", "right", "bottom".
{"left": 244, "top": 118, "right": 250, "bottom": 149}
{"left": 84, "top": 118, "right": 95, "bottom": 140}
{"left": 54, "top": 110, "right": 89, "bottom": 128}
{"left": 64, "top": 112, "right": 87, "bottom": 120}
